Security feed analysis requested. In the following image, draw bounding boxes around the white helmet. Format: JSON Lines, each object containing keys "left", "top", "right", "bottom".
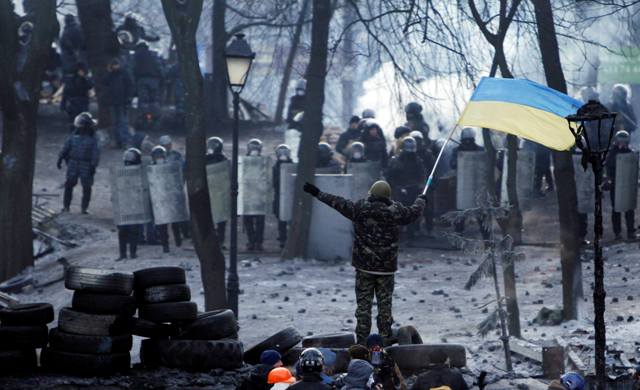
{"left": 409, "top": 130, "right": 423, "bottom": 140}
{"left": 159, "top": 135, "right": 172, "bottom": 146}
{"left": 362, "top": 108, "right": 375, "bottom": 119}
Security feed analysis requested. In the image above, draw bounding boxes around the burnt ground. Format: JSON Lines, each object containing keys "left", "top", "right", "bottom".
{"left": 2, "top": 106, "right": 640, "bottom": 389}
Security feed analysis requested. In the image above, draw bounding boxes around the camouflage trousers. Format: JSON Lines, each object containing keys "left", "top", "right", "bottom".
{"left": 355, "top": 270, "right": 395, "bottom": 344}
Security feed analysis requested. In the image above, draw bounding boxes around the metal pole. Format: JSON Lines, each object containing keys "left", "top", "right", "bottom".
{"left": 422, "top": 125, "right": 458, "bottom": 195}
{"left": 227, "top": 91, "right": 240, "bottom": 316}
{"left": 592, "top": 154, "right": 606, "bottom": 390}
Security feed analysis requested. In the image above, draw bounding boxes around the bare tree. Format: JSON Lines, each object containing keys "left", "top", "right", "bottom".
{"left": 76, "top": 0, "right": 119, "bottom": 128}
{"left": 274, "top": 0, "right": 310, "bottom": 124}
{"left": 0, "top": 1, "right": 58, "bottom": 282}
{"left": 162, "top": 0, "right": 227, "bottom": 310}
{"left": 282, "top": 0, "right": 333, "bottom": 259}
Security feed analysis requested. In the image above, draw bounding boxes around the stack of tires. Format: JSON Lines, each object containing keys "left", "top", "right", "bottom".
{"left": 41, "top": 267, "right": 135, "bottom": 376}
{"left": 135, "top": 266, "right": 244, "bottom": 371}
{"left": 0, "top": 303, "right": 54, "bottom": 374}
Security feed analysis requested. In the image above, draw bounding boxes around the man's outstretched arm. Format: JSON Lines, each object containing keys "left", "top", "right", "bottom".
{"left": 392, "top": 195, "right": 427, "bottom": 225}
{"left": 304, "top": 182, "right": 356, "bottom": 221}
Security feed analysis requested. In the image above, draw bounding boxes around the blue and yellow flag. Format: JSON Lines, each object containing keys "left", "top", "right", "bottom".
{"left": 457, "top": 77, "right": 583, "bottom": 151}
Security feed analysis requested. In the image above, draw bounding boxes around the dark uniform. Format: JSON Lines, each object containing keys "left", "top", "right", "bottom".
{"left": 133, "top": 43, "right": 163, "bottom": 111}
{"left": 58, "top": 126, "right": 100, "bottom": 213}
{"left": 312, "top": 188, "right": 425, "bottom": 343}
{"left": 360, "top": 123, "right": 388, "bottom": 168}
{"left": 411, "top": 366, "right": 469, "bottom": 390}
{"left": 288, "top": 373, "right": 331, "bottom": 390}
{"left": 606, "top": 144, "right": 636, "bottom": 239}
{"left": 371, "top": 349, "right": 407, "bottom": 390}
{"left": 59, "top": 15, "right": 85, "bottom": 75}
{"left": 102, "top": 62, "right": 134, "bottom": 148}
{"left": 386, "top": 151, "right": 426, "bottom": 239}
{"left": 286, "top": 94, "right": 305, "bottom": 131}
{"left": 118, "top": 149, "right": 143, "bottom": 260}
{"left": 165, "top": 147, "right": 190, "bottom": 244}
{"left": 336, "top": 117, "right": 363, "bottom": 157}
{"left": 61, "top": 64, "right": 93, "bottom": 126}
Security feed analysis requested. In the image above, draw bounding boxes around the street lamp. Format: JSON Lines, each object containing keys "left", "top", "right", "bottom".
{"left": 566, "top": 100, "right": 617, "bottom": 390}
{"left": 225, "top": 33, "right": 255, "bottom": 317}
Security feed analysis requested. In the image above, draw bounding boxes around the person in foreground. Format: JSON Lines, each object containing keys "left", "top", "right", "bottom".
{"left": 289, "top": 348, "right": 332, "bottom": 389}
{"left": 304, "top": 180, "right": 426, "bottom": 345}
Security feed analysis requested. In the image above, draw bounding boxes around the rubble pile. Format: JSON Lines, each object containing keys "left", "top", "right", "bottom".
{"left": 41, "top": 267, "right": 136, "bottom": 375}
{"left": 0, "top": 303, "right": 54, "bottom": 374}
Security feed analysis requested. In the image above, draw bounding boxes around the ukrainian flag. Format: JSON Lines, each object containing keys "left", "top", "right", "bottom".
{"left": 457, "top": 77, "right": 583, "bottom": 151}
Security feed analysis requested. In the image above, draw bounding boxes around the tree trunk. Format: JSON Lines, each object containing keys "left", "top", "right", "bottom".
{"left": 76, "top": 0, "right": 119, "bottom": 128}
{"left": 0, "top": 1, "right": 58, "bottom": 282}
{"left": 274, "top": 0, "right": 310, "bottom": 124}
{"left": 340, "top": 0, "right": 357, "bottom": 124}
{"left": 210, "top": 0, "right": 229, "bottom": 123}
{"left": 282, "top": 0, "right": 332, "bottom": 259}
{"left": 162, "top": 0, "right": 227, "bottom": 310}
{"left": 532, "top": 0, "right": 583, "bottom": 322}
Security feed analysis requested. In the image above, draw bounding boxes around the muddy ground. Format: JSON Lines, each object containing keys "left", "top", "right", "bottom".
{"left": 2, "top": 107, "right": 640, "bottom": 389}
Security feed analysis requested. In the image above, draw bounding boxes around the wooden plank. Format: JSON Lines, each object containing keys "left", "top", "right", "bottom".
{"left": 567, "top": 348, "right": 587, "bottom": 374}
{"left": 510, "top": 339, "right": 543, "bottom": 362}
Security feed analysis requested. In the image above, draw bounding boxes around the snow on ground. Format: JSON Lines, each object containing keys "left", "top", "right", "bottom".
{"left": 4, "top": 109, "right": 640, "bottom": 388}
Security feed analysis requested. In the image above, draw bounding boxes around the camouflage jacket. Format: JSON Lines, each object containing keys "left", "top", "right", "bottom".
{"left": 316, "top": 192, "right": 425, "bottom": 273}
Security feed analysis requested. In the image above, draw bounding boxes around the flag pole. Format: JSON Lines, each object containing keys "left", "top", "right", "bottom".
{"left": 422, "top": 125, "right": 459, "bottom": 195}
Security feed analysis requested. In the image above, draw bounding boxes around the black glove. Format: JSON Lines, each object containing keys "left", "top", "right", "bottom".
{"left": 56, "top": 157, "right": 63, "bottom": 170}
{"left": 418, "top": 193, "right": 428, "bottom": 202}
{"left": 304, "top": 182, "right": 320, "bottom": 197}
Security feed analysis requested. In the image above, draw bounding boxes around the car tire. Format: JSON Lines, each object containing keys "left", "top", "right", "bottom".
{"left": 0, "top": 350, "right": 37, "bottom": 374}
{"left": 48, "top": 328, "right": 132, "bottom": 354}
{"left": 65, "top": 267, "right": 134, "bottom": 295}
{"left": 397, "top": 325, "right": 423, "bottom": 345}
{"left": 0, "top": 325, "right": 48, "bottom": 348}
{"left": 58, "top": 307, "right": 126, "bottom": 336}
{"left": 138, "top": 302, "right": 197, "bottom": 323}
{"left": 129, "top": 317, "right": 178, "bottom": 339}
{"left": 133, "top": 267, "right": 185, "bottom": 290}
{"left": 243, "top": 327, "right": 302, "bottom": 364}
{"left": 41, "top": 348, "right": 131, "bottom": 376}
{"left": 301, "top": 332, "right": 356, "bottom": 348}
{"left": 386, "top": 344, "right": 467, "bottom": 373}
{"left": 0, "top": 303, "right": 54, "bottom": 326}
{"left": 282, "top": 347, "right": 350, "bottom": 373}
{"left": 72, "top": 292, "right": 137, "bottom": 316}
{"left": 138, "top": 284, "right": 191, "bottom": 304}
{"left": 176, "top": 309, "right": 237, "bottom": 340}
{"left": 140, "top": 339, "right": 243, "bottom": 370}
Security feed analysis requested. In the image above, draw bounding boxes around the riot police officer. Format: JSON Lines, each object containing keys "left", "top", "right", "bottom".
{"left": 58, "top": 112, "right": 100, "bottom": 214}
{"left": 405, "top": 101, "right": 430, "bottom": 139}
{"left": 411, "top": 131, "right": 435, "bottom": 236}
{"left": 450, "top": 127, "right": 482, "bottom": 170}
{"left": 206, "top": 136, "right": 229, "bottom": 246}
{"left": 611, "top": 85, "right": 637, "bottom": 135}
{"left": 117, "top": 148, "right": 143, "bottom": 260}
{"left": 159, "top": 135, "right": 190, "bottom": 241}
{"left": 272, "top": 144, "right": 293, "bottom": 249}
{"left": 316, "top": 142, "right": 342, "bottom": 173}
{"left": 606, "top": 130, "right": 637, "bottom": 240}
{"left": 361, "top": 108, "right": 375, "bottom": 119}
{"left": 336, "top": 115, "right": 362, "bottom": 157}
{"left": 60, "top": 62, "right": 93, "bottom": 128}
{"left": 286, "top": 80, "right": 306, "bottom": 131}
{"left": 288, "top": 348, "right": 332, "bottom": 389}
{"left": 245, "top": 139, "right": 266, "bottom": 251}
{"left": 360, "top": 120, "right": 388, "bottom": 167}
{"left": 347, "top": 141, "right": 367, "bottom": 163}
{"left": 386, "top": 136, "right": 426, "bottom": 240}
{"left": 150, "top": 145, "right": 178, "bottom": 253}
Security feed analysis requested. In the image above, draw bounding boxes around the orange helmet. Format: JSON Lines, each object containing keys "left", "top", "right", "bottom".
{"left": 267, "top": 367, "right": 295, "bottom": 384}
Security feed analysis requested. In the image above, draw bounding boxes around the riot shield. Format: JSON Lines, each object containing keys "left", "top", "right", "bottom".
{"left": 279, "top": 163, "right": 297, "bottom": 221}
{"left": 316, "top": 166, "right": 342, "bottom": 174}
{"left": 456, "top": 151, "right": 489, "bottom": 209}
{"left": 573, "top": 154, "right": 594, "bottom": 214}
{"left": 239, "top": 156, "right": 272, "bottom": 215}
{"left": 147, "top": 162, "right": 189, "bottom": 225}
{"left": 110, "top": 165, "right": 152, "bottom": 226}
{"left": 614, "top": 152, "right": 639, "bottom": 212}
{"left": 346, "top": 161, "right": 381, "bottom": 201}
{"left": 500, "top": 150, "right": 535, "bottom": 209}
{"left": 307, "top": 174, "right": 354, "bottom": 262}
{"left": 206, "top": 161, "right": 231, "bottom": 223}
{"left": 284, "top": 129, "right": 301, "bottom": 163}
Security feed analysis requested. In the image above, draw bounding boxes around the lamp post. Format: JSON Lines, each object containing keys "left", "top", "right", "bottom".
{"left": 566, "top": 100, "right": 617, "bottom": 390}
{"left": 224, "top": 34, "right": 255, "bottom": 317}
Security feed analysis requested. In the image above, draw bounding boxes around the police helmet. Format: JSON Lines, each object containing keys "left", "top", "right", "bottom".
{"left": 350, "top": 141, "right": 365, "bottom": 157}
{"left": 394, "top": 125, "right": 411, "bottom": 139}
{"left": 318, "top": 142, "right": 333, "bottom": 160}
{"left": 560, "top": 372, "right": 585, "bottom": 390}
{"left": 615, "top": 130, "right": 630, "bottom": 144}
{"left": 461, "top": 127, "right": 476, "bottom": 141}
{"left": 405, "top": 102, "right": 423, "bottom": 115}
{"left": 401, "top": 136, "right": 417, "bottom": 153}
{"left": 73, "top": 112, "right": 97, "bottom": 129}
{"left": 151, "top": 145, "right": 167, "bottom": 164}
{"left": 296, "top": 79, "right": 306, "bottom": 91}
{"left": 409, "top": 130, "right": 424, "bottom": 140}
{"left": 299, "top": 348, "right": 324, "bottom": 374}
{"left": 613, "top": 84, "right": 629, "bottom": 100}
{"left": 275, "top": 144, "right": 291, "bottom": 160}
{"left": 159, "top": 135, "right": 172, "bottom": 147}
{"left": 362, "top": 108, "right": 376, "bottom": 119}
{"left": 247, "top": 139, "right": 263, "bottom": 155}
{"left": 123, "top": 148, "right": 142, "bottom": 165}
{"left": 207, "top": 137, "right": 224, "bottom": 155}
